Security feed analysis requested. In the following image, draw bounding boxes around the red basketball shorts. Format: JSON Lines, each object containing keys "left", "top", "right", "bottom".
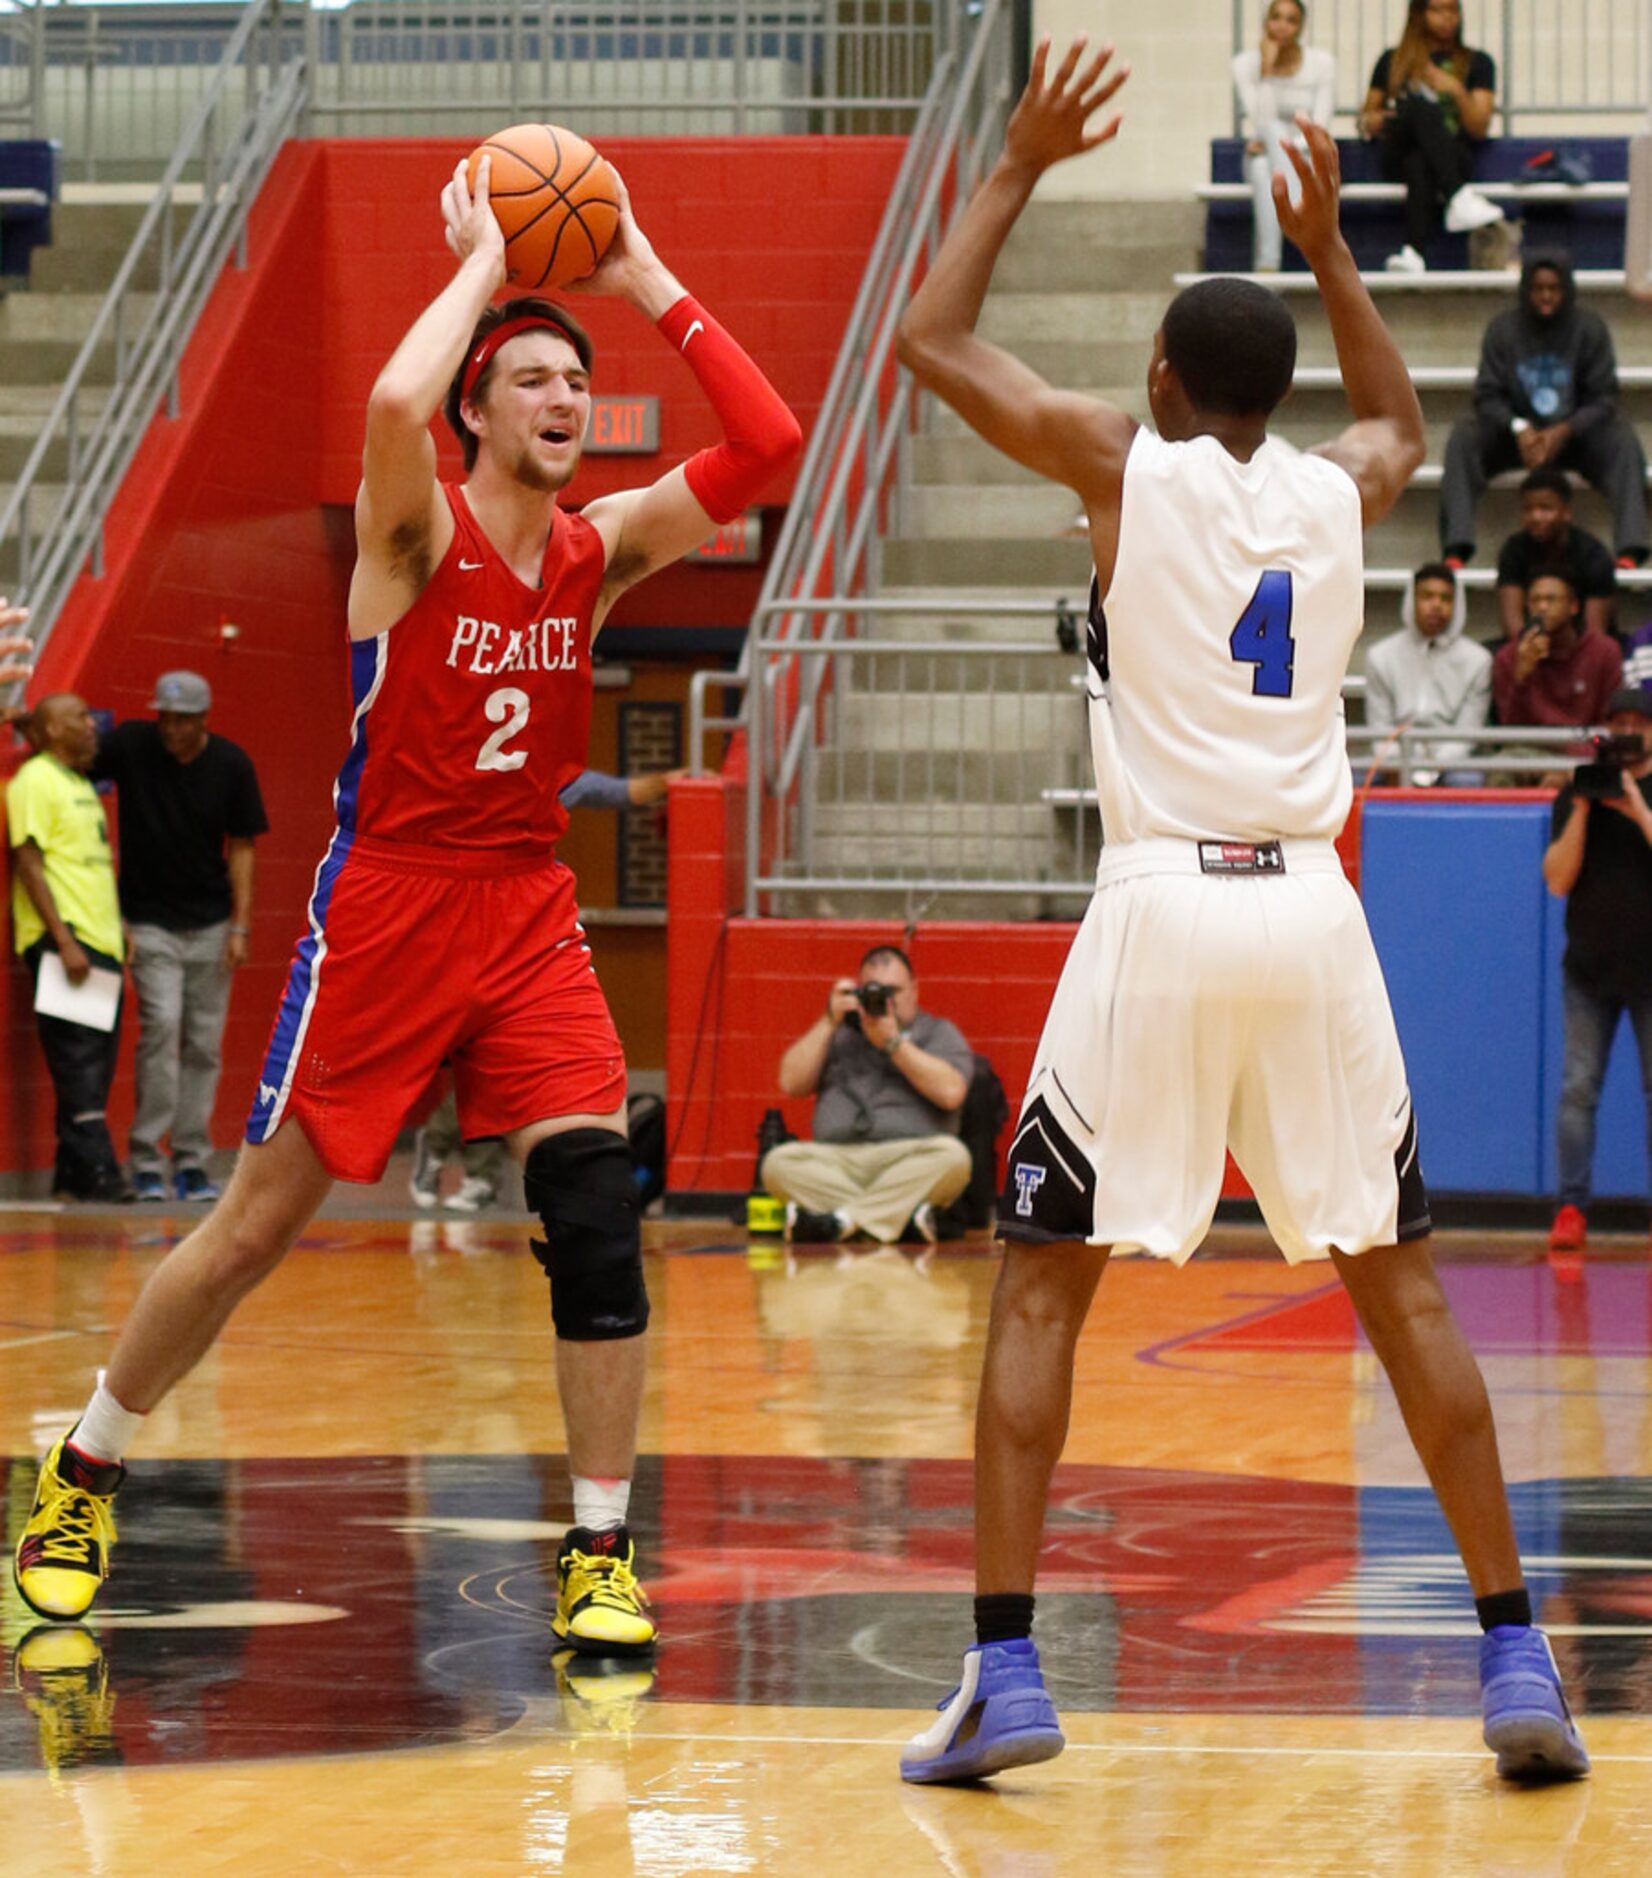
{"left": 246, "top": 832, "right": 626, "bottom": 1182}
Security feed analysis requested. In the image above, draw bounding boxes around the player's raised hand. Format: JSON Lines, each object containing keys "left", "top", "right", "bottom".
{"left": 567, "top": 166, "right": 667, "bottom": 304}
{"left": 441, "top": 155, "right": 506, "bottom": 285}
{"left": 1275, "top": 117, "right": 1345, "bottom": 262}
{"left": 1002, "top": 35, "right": 1128, "bottom": 176}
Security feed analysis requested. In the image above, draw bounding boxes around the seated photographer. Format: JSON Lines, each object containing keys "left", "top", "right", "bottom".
{"left": 1541, "top": 687, "right": 1652, "bottom": 1256}
{"left": 1492, "top": 571, "right": 1621, "bottom": 732}
{"left": 762, "top": 945, "right": 973, "bottom": 1245}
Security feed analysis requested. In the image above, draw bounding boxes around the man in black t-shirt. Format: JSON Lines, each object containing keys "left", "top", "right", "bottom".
{"left": 1541, "top": 687, "right": 1652, "bottom": 1254}
{"left": 1495, "top": 468, "right": 1616, "bottom": 643}
{"left": 93, "top": 671, "right": 268, "bottom": 1203}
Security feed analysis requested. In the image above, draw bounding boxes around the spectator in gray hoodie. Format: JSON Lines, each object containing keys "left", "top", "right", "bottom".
{"left": 1362, "top": 562, "right": 1492, "bottom": 784}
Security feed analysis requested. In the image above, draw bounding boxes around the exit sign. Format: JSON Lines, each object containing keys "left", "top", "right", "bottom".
{"left": 687, "top": 510, "right": 764, "bottom": 565}
{"left": 587, "top": 395, "right": 660, "bottom": 454}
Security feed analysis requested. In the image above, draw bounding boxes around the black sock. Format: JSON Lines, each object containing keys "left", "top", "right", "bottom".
{"left": 1476, "top": 1588, "right": 1533, "bottom": 1632}
{"left": 974, "top": 1592, "right": 1034, "bottom": 1646}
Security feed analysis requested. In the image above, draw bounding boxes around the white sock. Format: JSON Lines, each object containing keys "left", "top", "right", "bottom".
{"left": 572, "top": 1475, "right": 631, "bottom": 1534}
{"left": 72, "top": 1372, "right": 146, "bottom": 1464}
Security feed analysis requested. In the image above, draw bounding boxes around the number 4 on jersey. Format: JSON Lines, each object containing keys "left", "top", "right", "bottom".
{"left": 1229, "top": 570, "right": 1296, "bottom": 699}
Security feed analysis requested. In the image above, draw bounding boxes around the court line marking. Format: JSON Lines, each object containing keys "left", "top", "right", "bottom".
{"left": 0, "top": 1329, "right": 79, "bottom": 1351}
{"left": 626, "top": 1728, "right": 1652, "bottom": 1764}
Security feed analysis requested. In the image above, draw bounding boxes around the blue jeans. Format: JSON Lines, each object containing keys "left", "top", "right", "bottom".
{"left": 1556, "top": 974, "right": 1652, "bottom": 1208}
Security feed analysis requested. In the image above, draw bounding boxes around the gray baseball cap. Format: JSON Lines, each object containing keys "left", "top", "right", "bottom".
{"left": 150, "top": 670, "right": 211, "bottom": 713}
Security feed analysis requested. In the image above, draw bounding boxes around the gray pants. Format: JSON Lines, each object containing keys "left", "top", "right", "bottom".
{"left": 761, "top": 1135, "right": 972, "bottom": 1243}
{"left": 128, "top": 920, "right": 233, "bottom": 1178}
{"left": 1440, "top": 412, "right": 1651, "bottom": 559}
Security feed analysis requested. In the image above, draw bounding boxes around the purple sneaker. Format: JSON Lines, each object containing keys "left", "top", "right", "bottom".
{"left": 1480, "top": 1626, "right": 1590, "bottom": 1782}
{"left": 900, "top": 1639, "right": 1065, "bottom": 1785}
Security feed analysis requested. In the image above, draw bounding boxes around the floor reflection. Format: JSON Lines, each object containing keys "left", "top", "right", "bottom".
{"left": 6, "top": 1451, "right": 1652, "bottom": 1777}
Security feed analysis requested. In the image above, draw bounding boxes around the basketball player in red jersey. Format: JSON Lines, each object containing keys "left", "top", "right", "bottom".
{"left": 15, "top": 157, "right": 801, "bottom": 1655}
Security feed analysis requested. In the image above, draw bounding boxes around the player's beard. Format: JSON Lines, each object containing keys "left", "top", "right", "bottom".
{"left": 511, "top": 438, "right": 578, "bottom": 494}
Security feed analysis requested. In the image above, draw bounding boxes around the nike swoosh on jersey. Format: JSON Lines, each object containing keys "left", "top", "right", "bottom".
{"left": 682, "top": 320, "right": 704, "bottom": 349}
{"left": 459, "top": 559, "right": 484, "bottom": 571}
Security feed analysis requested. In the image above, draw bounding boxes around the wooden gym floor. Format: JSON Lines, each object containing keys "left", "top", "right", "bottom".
{"left": 2, "top": 1199, "right": 1651, "bottom": 1876}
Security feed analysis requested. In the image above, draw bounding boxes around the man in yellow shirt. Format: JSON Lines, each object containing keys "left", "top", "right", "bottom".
{"left": 7, "top": 693, "right": 130, "bottom": 1201}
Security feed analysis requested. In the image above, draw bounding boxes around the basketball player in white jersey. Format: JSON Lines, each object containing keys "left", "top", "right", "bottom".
{"left": 895, "top": 39, "right": 1587, "bottom": 1787}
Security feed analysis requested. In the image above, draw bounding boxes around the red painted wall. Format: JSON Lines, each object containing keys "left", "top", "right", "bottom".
{"left": 316, "top": 137, "right": 902, "bottom": 508}
{"left": 666, "top": 775, "right": 1078, "bottom": 1197}
{"left": 664, "top": 781, "right": 1381, "bottom": 1202}
{"left": 1, "top": 135, "right": 904, "bottom": 1178}
{"left": 2, "top": 142, "right": 341, "bottom": 1177}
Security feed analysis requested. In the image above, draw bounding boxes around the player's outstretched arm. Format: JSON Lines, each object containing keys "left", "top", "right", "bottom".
{"left": 1279, "top": 121, "right": 1425, "bottom": 525}
{"left": 579, "top": 170, "right": 802, "bottom": 628}
{"left": 896, "top": 37, "right": 1135, "bottom": 500}
{"left": 351, "top": 158, "right": 508, "bottom": 638}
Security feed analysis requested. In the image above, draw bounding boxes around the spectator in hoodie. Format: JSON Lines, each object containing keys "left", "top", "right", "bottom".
{"left": 1231, "top": 1, "right": 1335, "bottom": 273}
{"left": 1362, "top": 562, "right": 1492, "bottom": 783}
{"left": 1359, "top": 0, "right": 1502, "bottom": 274}
{"left": 1493, "top": 571, "right": 1622, "bottom": 736}
{"left": 1441, "top": 254, "right": 1649, "bottom": 567}
{"left": 1494, "top": 467, "right": 1617, "bottom": 643}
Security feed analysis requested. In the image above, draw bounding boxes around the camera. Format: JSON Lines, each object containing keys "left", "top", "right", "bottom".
{"left": 840, "top": 980, "right": 895, "bottom": 1032}
{"left": 856, "top": 981, "right": 894, "bottom": 1018}
{"left": 1573, "top": 732, "right": 1644, "bottom": 801}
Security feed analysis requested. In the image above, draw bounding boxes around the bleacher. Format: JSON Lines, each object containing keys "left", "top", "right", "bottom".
{"left": 0, "top": 140, "right": 57, "bottom": 278}
{"left": 1183, "top": 131, "right": 1652, "bottom": 640}
{"left": 1201, "top": 134, "right": 1630, "bottom": 273}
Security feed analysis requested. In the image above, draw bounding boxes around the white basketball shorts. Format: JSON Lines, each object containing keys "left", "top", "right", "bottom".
{"left": 999, "top": 837, "right": 1429, "bottom": 1263}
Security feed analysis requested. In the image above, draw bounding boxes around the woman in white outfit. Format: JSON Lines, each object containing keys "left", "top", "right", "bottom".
{"left": 1232, "top": 0, "right": 1336, "bottom": 272}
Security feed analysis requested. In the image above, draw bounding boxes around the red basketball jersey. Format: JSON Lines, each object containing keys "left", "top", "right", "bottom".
{"left": 335, "top": 484, "right": 607, "bottom": 853}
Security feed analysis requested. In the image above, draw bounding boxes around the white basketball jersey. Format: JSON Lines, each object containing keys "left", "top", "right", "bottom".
{"left": 1089, "top": 427, "right": 1364, "bottom": 845}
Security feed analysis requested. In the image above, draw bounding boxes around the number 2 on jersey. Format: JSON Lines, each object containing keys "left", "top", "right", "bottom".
{"left": 1229, "top": 570, "right": 1296, "bottom": 699}
{"left": 475, "top": 687, "right": 530, "bottom": 772}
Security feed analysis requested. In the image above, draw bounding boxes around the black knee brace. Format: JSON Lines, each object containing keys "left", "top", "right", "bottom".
{"left": 524, "top": 1129, "right": 648, "bottom": 1341}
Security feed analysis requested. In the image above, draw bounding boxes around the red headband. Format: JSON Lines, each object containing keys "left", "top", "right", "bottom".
{"left": 459, "top": 315, "right": 581, "bottom": 403}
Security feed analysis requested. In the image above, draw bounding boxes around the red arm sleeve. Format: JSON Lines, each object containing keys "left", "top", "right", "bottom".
{"left": 658, "top": 295, "right": 803, "bottom": 525}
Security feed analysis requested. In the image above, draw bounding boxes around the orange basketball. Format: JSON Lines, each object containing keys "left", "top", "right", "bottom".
{"left": 465, "top": 123, "right": 620, "bottom": 293}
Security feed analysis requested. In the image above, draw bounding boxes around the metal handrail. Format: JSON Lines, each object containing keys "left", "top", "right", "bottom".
{"left": 735, "top": 627, "right": 1598, "bottom": 902}
{"left": 0, "top": 0, "right": 302, "bottom": 689}
{"left": 766, "top": 18, "right": 1009, "bottom": 798}
{"left": 1226, "top": 0, "right": 1648, "bottom": 138}
{"left": 741, "top": 0, "right": 1012, "bottom": 914}
{"left": 687, "top": 666, "right": 747, "bottom": 775}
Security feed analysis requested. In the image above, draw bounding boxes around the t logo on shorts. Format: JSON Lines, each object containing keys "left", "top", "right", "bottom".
{"left": 1012, "top": 1164, "right": 1048, "bottom": 1218}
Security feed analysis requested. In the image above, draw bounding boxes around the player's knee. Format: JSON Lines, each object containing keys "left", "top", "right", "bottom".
{"left": 996, "top": 1244, "right": 1095, "bottom": 1333}
{"left": 524, "top": 1128, "right": 648, "bottom": 1341}
{"left": 213, "top": 1213, "right": 294, "bottom": 1292}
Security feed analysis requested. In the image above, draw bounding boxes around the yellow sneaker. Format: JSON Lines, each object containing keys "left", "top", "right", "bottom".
{"left": 552, "top": 1526, "right": 656, "bottom": 1656}
{"left": 553, "top": 1647, "right": 656, "bottom": 1736}
{"left": 13, "top": 1435, "right": 125, "bottom": 1622}
{"left": 13, "top": 1623, "right": 116, "bottom": 1776}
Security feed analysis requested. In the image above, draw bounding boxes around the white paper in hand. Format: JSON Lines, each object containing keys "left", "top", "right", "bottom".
{"left": 34, "top": 951, "right": 122, "bottom": 1032}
